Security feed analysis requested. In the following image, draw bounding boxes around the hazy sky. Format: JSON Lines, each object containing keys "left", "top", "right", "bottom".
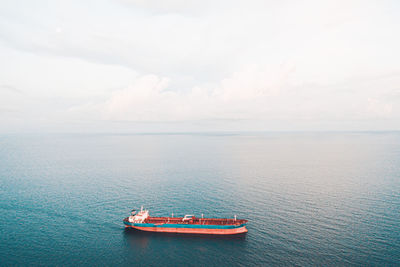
{"left": 0, "top": 0, "right": 399, "bottom": 133}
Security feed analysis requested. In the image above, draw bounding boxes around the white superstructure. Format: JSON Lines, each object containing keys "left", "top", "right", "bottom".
{"left": 128, "top": 206, "right": 149, "bottom": 223}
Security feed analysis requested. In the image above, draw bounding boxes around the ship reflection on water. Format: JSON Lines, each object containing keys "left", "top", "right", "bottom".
{"left": 123, "top": 227, "right": 247, "bottom": 251}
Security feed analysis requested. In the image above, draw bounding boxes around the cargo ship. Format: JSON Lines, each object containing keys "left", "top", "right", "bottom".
{"left": 123, "top": 207, "right": 248, "bottom": 235}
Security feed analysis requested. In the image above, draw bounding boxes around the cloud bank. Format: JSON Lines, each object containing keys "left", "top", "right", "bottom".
{"left": 68, "top": 65, "right": 399, "bottom": 125}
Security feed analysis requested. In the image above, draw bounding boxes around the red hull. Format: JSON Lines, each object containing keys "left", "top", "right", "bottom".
{"left": 125, "top": 225, "right": 248, "bottom": 235}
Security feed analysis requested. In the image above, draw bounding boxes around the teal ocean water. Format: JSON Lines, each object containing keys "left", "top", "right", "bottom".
{"left": 1, "top": 132, "right": 399, "bottom": 266}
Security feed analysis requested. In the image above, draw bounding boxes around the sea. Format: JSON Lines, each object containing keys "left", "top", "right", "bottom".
{"left": 1, "top": 132, "right": 399, "bottom": 266}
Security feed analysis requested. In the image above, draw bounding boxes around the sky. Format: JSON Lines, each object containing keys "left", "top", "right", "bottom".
{"left": 0, "top": 0, "right": 399, "bottom": 133}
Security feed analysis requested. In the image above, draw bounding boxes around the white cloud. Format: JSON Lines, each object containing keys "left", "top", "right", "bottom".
{"left": 67, "top": 64, "right": 399, "bottom": 125}
{"left": 116, "top": 0, "right": 217, "bottom": 14}
{"left": 367, "top": 98, "right": 393, "bottom": 117}
{"left": 67, "top": 65, "right": 296, "bottom": 122}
